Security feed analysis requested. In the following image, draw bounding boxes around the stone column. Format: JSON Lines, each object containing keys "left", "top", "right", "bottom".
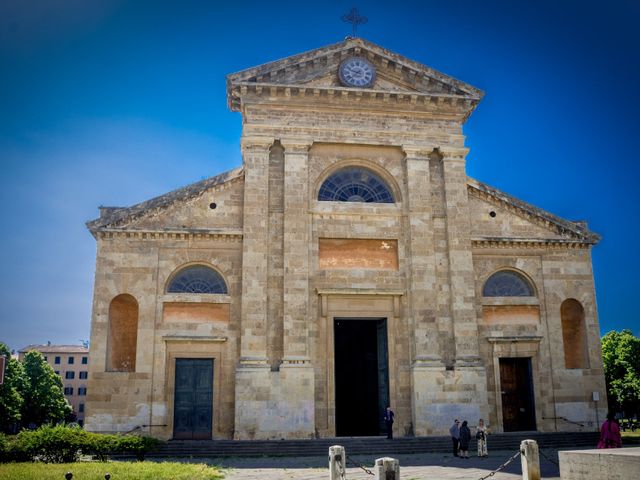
{"left": 234, "top": 137, "right": 273, "bottom": 439}
{"left": 277, "top": 139, "right": 315, "bottom": 438}
{"left": 404, "top": 146, "right": 445, "bottom": 435}
{"left": 437, "top": 146, "right": 488, "bottom": 428}
{"left": 238, "top": 137, "right": 273, "bottom": 366}
{"left": 281, "top": 140, "right": 312, "bottom": 364}
{"left": 439, "top": 146, "right": 481, "bottom": 365}
{"left": 403, "top": 146, "right": 441, "bottom": 365}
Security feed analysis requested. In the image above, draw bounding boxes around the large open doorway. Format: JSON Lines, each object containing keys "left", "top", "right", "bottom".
{"left": 173, "top": 358, "right": 214, "bottom": 439}
{"left": 499, "top": 357, "right": 536, "bottom": 432}
{"left": 334, "top": 318, "right": 390, "bottom": 436}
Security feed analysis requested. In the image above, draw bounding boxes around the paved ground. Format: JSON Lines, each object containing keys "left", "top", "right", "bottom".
{"left": 156, "top": 448, "right": 564, "bottom": 480}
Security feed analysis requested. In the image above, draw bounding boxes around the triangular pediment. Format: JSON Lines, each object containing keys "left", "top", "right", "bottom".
{"left": 467, "top": 178, "right": 600, "bottom": 246}
{"left": 86, "top": 167, "right": 244, "bottom": 235}
{"left": 227, "top": 37, "right": 483, "bottom": 111}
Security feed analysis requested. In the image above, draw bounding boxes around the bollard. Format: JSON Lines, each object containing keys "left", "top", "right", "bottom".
{"left": 374, "top": 457, "right": 400, "bottom": 480}
{"left": 329, "top": 445, "right": 346, "bottom": 480}
{"left": 520, "top": 439, "right": 541, "bottom": 480}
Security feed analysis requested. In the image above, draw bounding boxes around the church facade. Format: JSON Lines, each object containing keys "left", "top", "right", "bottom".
{"left": 85, "top": 38, "right": 607, "bottom": 440}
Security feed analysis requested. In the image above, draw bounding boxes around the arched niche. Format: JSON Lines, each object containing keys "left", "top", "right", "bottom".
{"left": 561, "top": 299, "right": 589, "bottom": 369}
{"left": 106, "top": 294, "right": 138, "bottom": 372}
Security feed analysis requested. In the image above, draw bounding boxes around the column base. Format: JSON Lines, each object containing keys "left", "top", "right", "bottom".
{"left": 412, "top": 363, "right": 488, "bottom": 435}
{"left": 234, "top": 362, "right": 315, "bottom": 439}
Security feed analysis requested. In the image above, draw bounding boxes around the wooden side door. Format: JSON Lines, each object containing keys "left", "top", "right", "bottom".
{"left": 173, "top": 359, "right": 213, "bottom": 440}
{"left": 500, "top": 358, "right": 536, "bottom": 432}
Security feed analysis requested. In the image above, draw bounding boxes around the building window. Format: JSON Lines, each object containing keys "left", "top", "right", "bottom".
{"left": 561, "top": 299, "right": 590, "bottom": 369}
{"left": 79, "top": 371, "right": 88, "bottom": 379}
{"left": 78, "top": 419, "right": 84, "bottom": 427}
{"left": 78, "top": 403, "right": 85, "bottom": 413}
{"left": 482, "top": 270, "right": 534, "bottom": 297}
{"left": 107, "top": 294, "right": 138, "bottom": 372}
{"left": 78, "top": 387, "right": 87, "bottom": 396}
{"left": 44, "top": 356, "right": 48, "bottom": 361}
{"left": 54, "top": 370, "right": 60, "bottom": 375}
{"left": 54, "top": 356, "right": 61, "bottom": 364}
{"left": 318, "top": 167, "right": 395, "bottom": 203}
{"left": 65, "top": 371, "right": 75, "bottom": 379}
{"left": 81, "top": 356, "right": 88, "bottom": 364}
{"left": 68, "top": 356, "right": 74, "bottom": 364}
{"left": 167, "top": 265, "right": 228, "bottom": 294}
{"left": 64, "top": 387, "right": 73, "bottom": 395}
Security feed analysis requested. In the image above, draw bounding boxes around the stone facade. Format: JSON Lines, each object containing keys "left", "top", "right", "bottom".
{"left": 85, "top": 38, "right": 607, "bottom": 440}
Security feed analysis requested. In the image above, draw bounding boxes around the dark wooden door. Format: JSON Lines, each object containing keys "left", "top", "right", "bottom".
{"left": 499, "top": 358, "right": 536, "bottom": 432}
{"left": 376, "top": 320, "right": 390, "bottom": 435}
{"left": 173, "top": 359, "right": 213, "bottom": 440}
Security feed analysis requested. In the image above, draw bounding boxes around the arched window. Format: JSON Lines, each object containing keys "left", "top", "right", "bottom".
{"left": 318, "top": 167, "right": 395, "bottom": 203}
{"left": 167, "top": 265, "right": 228, "bottom": 294}
{"left": 483, "top": 270, "right": 534, "bottom": 297}
{"left": 561, "top": 299, "right": 589, "bottom": 369}
{"left": 107, "top": 294, "right": 138, "bottom": 372}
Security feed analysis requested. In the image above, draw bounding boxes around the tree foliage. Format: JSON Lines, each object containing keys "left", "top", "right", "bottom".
{"left": 0, "top": 343, "right": 26, "bottom": 433}
{"left": 601, "top": 329, "right": 640, "bottom": 415}
{"left": 20, "top": 351, "right": 71, "bottom": 428}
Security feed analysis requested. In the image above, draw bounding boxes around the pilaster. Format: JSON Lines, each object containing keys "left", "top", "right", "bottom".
{"left": 402, "top": 146, "right": 442, "bottom": 366}
{"left": 439, "top": 146, "right": 481, "bottom": 365}
{"left": 239, "top": 137, "right": 273, "bottom": 365}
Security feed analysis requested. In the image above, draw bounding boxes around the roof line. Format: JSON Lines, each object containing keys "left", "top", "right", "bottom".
{"left": 467, "top": 177, "right": 600, "bottom": 244}
{"left": 86, "top": 166, "right": 244, "bottom": 233}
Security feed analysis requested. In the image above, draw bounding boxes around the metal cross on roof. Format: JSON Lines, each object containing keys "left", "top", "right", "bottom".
{"left": 341, "top": 7, "right": 368, "bottom": 37}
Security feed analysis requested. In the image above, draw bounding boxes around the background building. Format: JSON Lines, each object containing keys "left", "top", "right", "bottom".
{"left": 19, "top": 343, "right": 89, "bottom": 426}
{"left": 85, "top": 38, "right": 607, "bottom": 440}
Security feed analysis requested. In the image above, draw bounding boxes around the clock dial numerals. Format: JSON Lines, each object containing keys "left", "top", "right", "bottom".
{"left": 339, "top": 57, "right": 376, "bottom": 88}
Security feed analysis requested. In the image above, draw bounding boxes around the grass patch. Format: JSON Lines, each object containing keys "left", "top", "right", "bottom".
{"left": 0, "top": 461, "right": 222, "bottom": 480}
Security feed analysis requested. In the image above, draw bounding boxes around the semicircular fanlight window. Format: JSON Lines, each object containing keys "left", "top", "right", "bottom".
{"left": 167, "top": 265, "right": 228, "bottom": 294}
{"left": 482, "top": 270, "right": 534, "bottom": 297}
{"left": 318, "top": 167, "right": 395, "bottom": 203}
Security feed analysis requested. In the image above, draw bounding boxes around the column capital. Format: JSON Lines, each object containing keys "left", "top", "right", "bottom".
{"left": 241, "top": 136, "right": 275, "bottom": 153}
{"left": 438, "top": 146, "right": 469, "bottom": 160}
{"left": 280, "top": 139, "right": 312, "bottom": 155}
{"left": 402, "top": 145, "right": 433, "bottom": 160}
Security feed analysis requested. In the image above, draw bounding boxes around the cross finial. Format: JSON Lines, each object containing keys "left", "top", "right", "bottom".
{"left": 341, "top": 7, "right": 367, "bottom": 38}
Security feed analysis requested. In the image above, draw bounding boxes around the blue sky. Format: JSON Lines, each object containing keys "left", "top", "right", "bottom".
{"left": 0, "top": 0, "right": 638, "bottom": 350}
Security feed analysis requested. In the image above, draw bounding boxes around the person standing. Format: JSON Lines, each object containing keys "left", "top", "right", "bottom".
{"left": 597, "top": 412, "right": 622, "bottom": 448}
{"left": 384, "top": 406, "right": 395, "bottom": 439}
{"left": 476, "top": 418, "right": 488, "bottom": 457}
{"left": 449, "top": 419, "right": 460, "bottom": 457}
{"left": 459, "top": 420, "right": 471, "bottom": 459}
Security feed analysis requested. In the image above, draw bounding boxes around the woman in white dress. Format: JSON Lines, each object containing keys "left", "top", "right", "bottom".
{"left": 476, "top": 418, "right": 488, "bottom": 457}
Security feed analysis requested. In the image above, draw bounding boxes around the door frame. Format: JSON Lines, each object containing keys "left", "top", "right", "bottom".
{"left": 164, "top": 338, "right": 227, "bottom": 440}
{"left": 488, "top": 336, "right": 542, "bottom": 433}
{"left": 318, "top": 291, "right": 402, "bottom": 437}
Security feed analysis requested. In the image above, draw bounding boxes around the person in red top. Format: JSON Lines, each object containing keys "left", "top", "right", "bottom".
{"left": 597, "top": 412, "right": 622, "bottom": 449}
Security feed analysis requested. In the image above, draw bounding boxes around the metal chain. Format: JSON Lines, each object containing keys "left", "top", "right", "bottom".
{"left": 538, "top": 448, "right": 559, "bottom": 467}
{"left": 346, "top": 455, "right": 375, "bottom": 476}
{"left": 477, "top": 450, "right": 521, "bottom": 480}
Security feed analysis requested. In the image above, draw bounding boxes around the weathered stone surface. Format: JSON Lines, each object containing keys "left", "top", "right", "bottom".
{"left": 85, "top": 37, "right": 606, "bottom": 440}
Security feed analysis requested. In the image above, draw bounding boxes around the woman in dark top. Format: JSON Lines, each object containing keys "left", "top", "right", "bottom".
{"left": 458, "top": 420, "right": 471, "bottom": 458}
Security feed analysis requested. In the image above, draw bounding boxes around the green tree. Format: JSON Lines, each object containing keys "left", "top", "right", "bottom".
{"left": 21, "top": 351, "right": 72, "bottom": 427}
{"left": 0, "top": 343, "right": 26, "bottom": 433}
{"left": 601, "top": 329, "right": 640, "bottom": 415}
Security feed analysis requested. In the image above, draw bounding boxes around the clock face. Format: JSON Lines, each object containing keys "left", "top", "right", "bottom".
{"left": 338, "top": 57, "right": 376, "bottom": 88}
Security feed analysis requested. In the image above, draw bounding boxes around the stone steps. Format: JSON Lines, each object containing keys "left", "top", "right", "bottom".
{"left": 147, "top": 431, "right": 600, "bottom": 458}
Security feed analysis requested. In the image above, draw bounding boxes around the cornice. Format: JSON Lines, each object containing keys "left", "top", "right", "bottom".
{"left": 97, "top": 228, "right": 243, "bottom": 242}
{"left": 472, "top": 237, "right": 591, "bottom": 250}
{"left": 228, "top": 82, "right": 478, "bottom": 117}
